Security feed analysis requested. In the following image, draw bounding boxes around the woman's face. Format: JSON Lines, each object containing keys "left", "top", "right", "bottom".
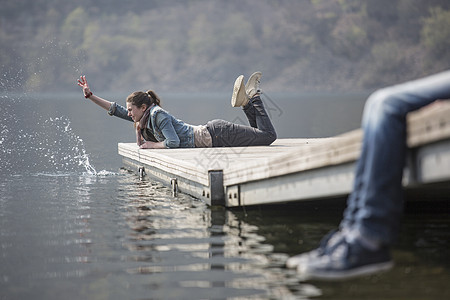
{"left": 127, "top": 103, "right": 147, "bottom": 122}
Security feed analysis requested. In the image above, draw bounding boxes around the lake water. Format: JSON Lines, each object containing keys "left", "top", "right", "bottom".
{"left": 1, "top": 93, "right": 449, "bottom": 299}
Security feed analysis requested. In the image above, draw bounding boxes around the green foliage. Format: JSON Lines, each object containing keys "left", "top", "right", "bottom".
{"left": 421, "top": 7, "right": 450, "bottom": 61}
{"left": 0, "top": 0, "right": 449, "bottom": 93}
{"left": 360, "top": 41, "right": 407, "bottom": 88}
{"left": 330, "top": 11, "right": 368, "bottom": 58}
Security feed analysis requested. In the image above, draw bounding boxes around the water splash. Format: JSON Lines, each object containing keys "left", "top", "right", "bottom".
{"left": 0, "top": 97, "right": 112, "bottom": 177}
{"left": 0, "top": 39, "right": 109, "bottom": 177}
{"left": 56, "top": 118, "right": 98, "bottom": 175}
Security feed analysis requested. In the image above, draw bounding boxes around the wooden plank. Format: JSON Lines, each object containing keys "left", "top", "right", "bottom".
{"left": 119, "top": 143, "right": 210, "bottom": 186}
{"left": 230, "top": 162, "right": 356, "bottom": 206}
{"left": 222, "top": 131, "right": 362, "bottom": 186}
{"left": 407, "top": 100, "right": 450, "bottom": 147}
{"left": 413, "top": 139, "right": 450, "bottom": 184}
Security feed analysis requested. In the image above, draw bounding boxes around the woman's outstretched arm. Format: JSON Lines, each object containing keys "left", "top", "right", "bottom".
{"left": 77, "top": 75, "right": 132, "bottom": 122}
{"left": 77, "top": 75, "right": 112, "bottom": 110}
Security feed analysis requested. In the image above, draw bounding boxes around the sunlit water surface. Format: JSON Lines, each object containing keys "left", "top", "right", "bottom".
{"left": 1, "top": 94, "right": 449, "bottom": 299}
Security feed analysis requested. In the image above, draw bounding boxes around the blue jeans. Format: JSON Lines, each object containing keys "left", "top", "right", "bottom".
{"left": 340, "top": 70, "right": 450, "bottom": 246}
{"left": 207, "top": 96, "right": 277, "bottom": 147}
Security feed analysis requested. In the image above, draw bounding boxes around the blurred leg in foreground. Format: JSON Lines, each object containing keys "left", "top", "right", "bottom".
{"left": 287, "top": 70, "right": 450, "bottom": 280}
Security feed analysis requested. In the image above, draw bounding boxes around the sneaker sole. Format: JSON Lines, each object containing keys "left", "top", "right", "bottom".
{"left": 231, "top": 75, "right": 248, "bottom": 107}
{"left": 245, "top": 71, "right": 262, "bottom": 98}
{"left": 286, "top": 230, "right": 343, "bottom": 269}
{"left": 301, "top": 261, "right": 394, "bottom": 281}
{"left": 286, "top": 250, "right": 322, "bottom": 269}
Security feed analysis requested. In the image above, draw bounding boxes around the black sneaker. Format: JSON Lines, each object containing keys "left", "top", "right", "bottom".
{"left": 286, "top": 229, "right": 344, "bottom": 269}
{"left": 297, "top": 238, "right": 394, "bottom": 281}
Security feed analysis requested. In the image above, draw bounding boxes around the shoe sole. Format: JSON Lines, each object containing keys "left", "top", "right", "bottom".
{"left": 286, "top": 230, "right": 343, "bottom": 269}
{"left": 286, "top": 250, "right": 321, "bottom": 269}
{"left": 231, "top": 75, "right": 248, "bottom": 107}
{"left": 245, "top": 71, "right": 262, "bottom": 98}
{"left": 300, "top": 261, "right": 394, "bottom": 281}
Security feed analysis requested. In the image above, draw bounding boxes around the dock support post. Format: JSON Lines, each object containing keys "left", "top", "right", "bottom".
{"left": 209, "top": 170, "right": 224, "bottom": 206}
{"left": 138, "top": 166, "right": 146, "bottom": 180}
{"left": 170, "top": 178, "right": 178, "bottom": 197}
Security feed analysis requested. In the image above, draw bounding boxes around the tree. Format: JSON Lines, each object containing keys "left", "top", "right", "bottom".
{"left": 421, "top": 7, "right": 450, "bottom": 63}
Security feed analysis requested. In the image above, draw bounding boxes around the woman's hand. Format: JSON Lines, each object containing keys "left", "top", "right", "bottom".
{"left": 77, "top": 75, "right": 92, "bottom": 98}
{"left": 75, "top": 76, "right": 113, "bottom": 111}
{"left": 139, "top": 141, "right": 166, "bottom": 149}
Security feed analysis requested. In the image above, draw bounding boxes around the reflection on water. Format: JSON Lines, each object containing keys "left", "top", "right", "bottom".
{"left": 112, "top": 174, "right": 304, "bottom": 299}
{"left": 0, "top": 171, "right": 324, "bottom": 299}
{"left": 2, "top": 169, "right": 449, "bottom": 299}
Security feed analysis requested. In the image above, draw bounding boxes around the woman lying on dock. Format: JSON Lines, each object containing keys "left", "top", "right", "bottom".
{"left": 77, "top": 72, "right": 276, "bottom": 149}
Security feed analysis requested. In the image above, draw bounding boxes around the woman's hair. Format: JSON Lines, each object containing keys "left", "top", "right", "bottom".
{"left": 126, "top": 90, "right": 161, "bottom": 108}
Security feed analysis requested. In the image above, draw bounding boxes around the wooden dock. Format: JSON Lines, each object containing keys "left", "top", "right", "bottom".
{"left": 118, "top": 101, "right": 450, "bottom": 207}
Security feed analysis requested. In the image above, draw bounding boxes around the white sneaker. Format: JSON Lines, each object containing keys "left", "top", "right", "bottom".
{"left": 245, "top": 71, "right": 262, "bottom": 99}
{"left": 231, "top": 75, "right": 249, "bottom": 107}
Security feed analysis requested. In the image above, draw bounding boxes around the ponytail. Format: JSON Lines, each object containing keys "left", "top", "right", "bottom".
{"left": 146, "top": 90, "right": 161, "bottom": 107}
{"left": 126, "top": 90, "right": 162, "bottom": 108}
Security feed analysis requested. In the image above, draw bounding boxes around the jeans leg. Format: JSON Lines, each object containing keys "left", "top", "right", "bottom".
{"left": 346, "top": 70, "right": 450, "bottom": 245}
{"left": 243, "top": 102, "right": 257, "bottom": 128}
{"left": 251, "top": 96, "right": 277, "bottom": 135}
{"left": 207, "top": 96, "right": 277, "bottom": 147}
{"left": 339, "top": 153, "right": 366, "bottom": 230}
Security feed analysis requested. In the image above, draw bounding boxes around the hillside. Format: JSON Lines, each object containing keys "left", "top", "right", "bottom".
{"left": 1, "top": 0, "right": 449, "bottom": 93}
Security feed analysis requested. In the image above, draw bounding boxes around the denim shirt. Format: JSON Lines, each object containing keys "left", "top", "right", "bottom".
{"left": 108, "top": 102, "right": 195, "bottom": 148}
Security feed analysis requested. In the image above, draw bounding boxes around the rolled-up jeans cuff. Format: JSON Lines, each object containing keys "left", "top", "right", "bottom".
{"left": 107, "top": 102, "right": 117, "bottom": 116}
